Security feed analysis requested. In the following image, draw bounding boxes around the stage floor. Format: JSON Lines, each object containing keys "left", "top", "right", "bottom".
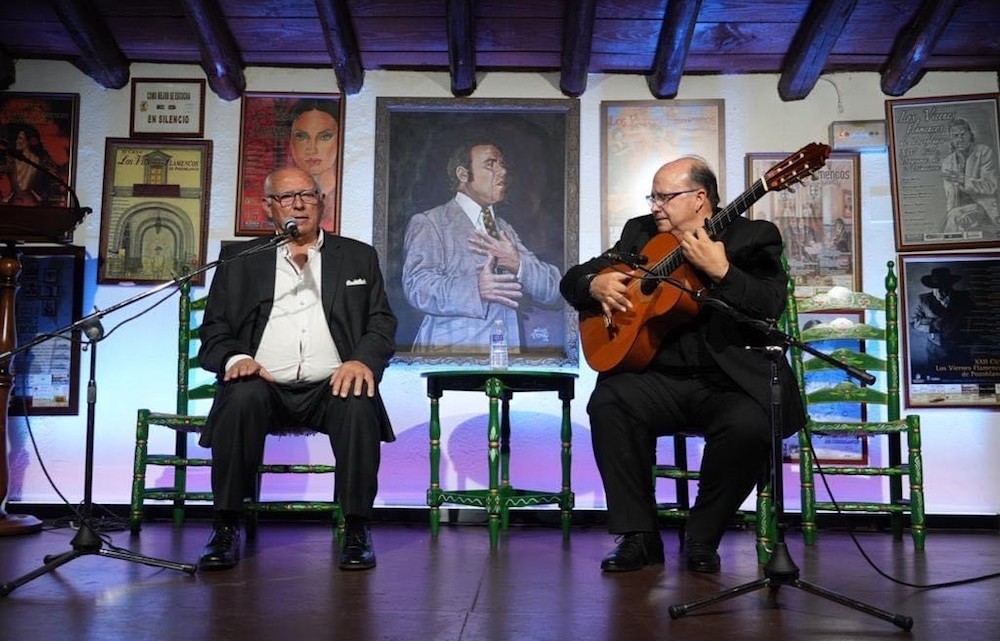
{"left": 1, "top": 519, "right": 997, "bottom": 640}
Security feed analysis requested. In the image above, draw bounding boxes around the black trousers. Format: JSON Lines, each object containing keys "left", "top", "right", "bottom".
{"left": 587, "top": 369, "right": 770, "bottom": 546}
{"left": 207, "top": 377, "right": 381, "bottom": 519}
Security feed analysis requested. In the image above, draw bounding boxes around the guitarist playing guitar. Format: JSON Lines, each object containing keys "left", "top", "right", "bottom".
{"left": 559, "top": 145, "right": 827, "bottom": 574}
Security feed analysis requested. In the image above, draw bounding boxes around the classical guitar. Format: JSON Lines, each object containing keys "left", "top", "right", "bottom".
{"left": 580, "top": 142, "right": 832, "bottom": 373}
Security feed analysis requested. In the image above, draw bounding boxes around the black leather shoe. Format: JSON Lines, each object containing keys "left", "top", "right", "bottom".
{"left": 683, "top": 538, "right": 721, "bottom": 574}
{"left": 198, "top": 524, "right": 240, "bottom": 571}
{"left": 339, "top": 524, "right": 376, "bottom": 571}
{"left": 600, "top": 531, "right": 665, "bottom": 572}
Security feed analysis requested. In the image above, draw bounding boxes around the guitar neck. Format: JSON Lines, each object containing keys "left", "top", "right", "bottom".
{"left": 648, "top": 178, "right": 769, "bottom": 279}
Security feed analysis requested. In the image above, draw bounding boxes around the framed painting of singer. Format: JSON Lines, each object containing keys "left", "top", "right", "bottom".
{"left": 235, "top": 92, "right": 344, "bottom": 236}
{"left": 373, "top": 97, "right": 579, "bottom": 367}
{"left": 887, "top": 93, "right": 1000, "bottom": 251}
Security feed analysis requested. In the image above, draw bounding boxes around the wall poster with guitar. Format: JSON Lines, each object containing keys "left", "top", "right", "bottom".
{"left": 746, "top": 151, "right": 861, "bottom": 299}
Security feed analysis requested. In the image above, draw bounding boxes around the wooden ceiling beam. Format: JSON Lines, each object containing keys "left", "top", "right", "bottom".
{"left": 778, "top": 0, "right": 857, "bottom": 101}
{"left": 646, "top": 0, "right": 701, "bottom": 99}
{"left": 178, "top": 0, "right": 245, "bottom": 101}
{"left": 881, "top": 0, "right": 959, "bottom": 97}
{"left": 560, "top": 0, "right": 597, "bottom": 97}
{"left": 315, "top": 0, "right": 364, "bottom": 95}
{"left": 52, "top": 0, "right": 129, "bottom": 89}
{"left": 447, "top": 0, "right": 476, "bottom": 96}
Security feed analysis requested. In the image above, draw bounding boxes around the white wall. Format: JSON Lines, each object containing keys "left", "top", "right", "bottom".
{"left": 6, "top": 60, "right": 999, "bottom": 516}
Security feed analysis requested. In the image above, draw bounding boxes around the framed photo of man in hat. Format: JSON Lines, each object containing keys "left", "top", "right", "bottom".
{"left": 900, "top": 252, "right": 1000, "bottom": 408}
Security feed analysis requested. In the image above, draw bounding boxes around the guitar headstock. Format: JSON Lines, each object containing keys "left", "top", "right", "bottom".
{"left": 763, "top": 142, "right": 832, "bottom": 192}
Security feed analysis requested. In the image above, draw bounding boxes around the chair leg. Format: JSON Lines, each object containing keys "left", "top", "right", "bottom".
{"left": 245, "top": 469, "right": 263, "bottom": 540}
{"left": 172, "top": 430, "right": 189, "bottom": 527}
{"left": 798, "top": 426, "right": 818, "bottom": 545}
{"left": 130, "top": 411, "right": 151, "bottom": 533}
{"left": 907, "top": 419, "right": 926, "bottom": 550}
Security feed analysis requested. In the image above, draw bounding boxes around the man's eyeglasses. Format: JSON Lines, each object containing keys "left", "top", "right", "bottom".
{"left": 645, "top": 189, "right": 698, "bottom": 207}
{"left": 267, "top": 190, "right": 321, "bottom": 207}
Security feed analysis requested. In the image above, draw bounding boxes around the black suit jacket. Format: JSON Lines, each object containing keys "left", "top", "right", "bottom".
{"left": 198, "top": 233, "right": 398, "bottom": 444}
{"left": 561, "top": 214, "right": 805, "bottom": 438}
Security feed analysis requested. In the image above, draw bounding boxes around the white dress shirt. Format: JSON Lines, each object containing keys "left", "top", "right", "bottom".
{"left": 226, "top": 235, "right": 343, "bottom": 383}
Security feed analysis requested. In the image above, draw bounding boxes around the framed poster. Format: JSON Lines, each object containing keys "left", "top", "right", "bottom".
{"left": 0, "top": 92, "right": 80, "bottom": 239}
{"left": 97, "top": 138, "right": 212, "bottom": 285}
{"left": 783, "top": 312, "right": 868, "bottom": 464}
{"left": 373, "top": 97, "right": 579, "bottom": 367}
{"left": 886, "top": 93, "right": 1000, "bottom": 251}
{"left": 900, "top": 251, "right": 1000, "bottom": 408}
{"left": 601, "top": 100, "right": 725, "bottom": 248}
{"left": 129, "top": 78, "right": 206, "bottom": 138}
{"left": 235, "top": 92, "right": 343, "bottom": 236}
{"left": 10, "top": 245, "right": 85, "bottom": 416}
{"left": 747, "top": 151, "right": 861, "bottom": 298}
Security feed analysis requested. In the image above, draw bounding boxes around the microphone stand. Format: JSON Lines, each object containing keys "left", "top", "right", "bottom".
{"left": 665, "top": 295, "right": 913, "bottom": 630}
{"left": 0, "top": 233, "right": 293, "bottom": 597}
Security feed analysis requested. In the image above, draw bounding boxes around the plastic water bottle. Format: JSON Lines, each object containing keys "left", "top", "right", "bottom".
{"left": 490, "top": 319, "right": 509, "bottom": 370}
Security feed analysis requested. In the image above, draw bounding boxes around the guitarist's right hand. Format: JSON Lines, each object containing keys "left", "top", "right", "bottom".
{"left": 479, "top": 255, "right": 523, "bottom": 308}
{"left": 590, "top": 269, "right": 637, "bottom": 316}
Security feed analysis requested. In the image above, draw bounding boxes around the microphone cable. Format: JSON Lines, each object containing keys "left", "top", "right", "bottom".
{"left": 805, "top": 435, "right": 1000, "bottom": 589}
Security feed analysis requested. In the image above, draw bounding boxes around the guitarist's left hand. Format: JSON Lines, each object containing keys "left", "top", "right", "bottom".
{"left": 678, "top": 225, "right": 730, "bottom": 283}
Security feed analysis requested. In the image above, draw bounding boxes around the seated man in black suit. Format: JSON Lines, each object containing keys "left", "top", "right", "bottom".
{"left": 560, "top": 156, "right": 804, "bottom": 573}
{"left": 196, "top": 166, "right": 397, "bottom": 571}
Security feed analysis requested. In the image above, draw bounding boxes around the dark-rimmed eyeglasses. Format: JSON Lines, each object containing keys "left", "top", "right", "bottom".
{"left": 645, "top": 189, "right": 698, "bottom": 207}
{"left": 267, "top": 190, "right": 321, "bottom": 207}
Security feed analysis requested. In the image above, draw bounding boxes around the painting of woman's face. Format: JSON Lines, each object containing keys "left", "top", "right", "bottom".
{"left": 289, "top": 108, "right": 339, "bottom": 178}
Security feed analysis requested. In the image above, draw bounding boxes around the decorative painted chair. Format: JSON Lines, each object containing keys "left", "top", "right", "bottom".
{"left": 129, "top": 280, "right": 343, "bottom": 539}
{"left": 785, "top": 261, "right": 925, "bottom": 549}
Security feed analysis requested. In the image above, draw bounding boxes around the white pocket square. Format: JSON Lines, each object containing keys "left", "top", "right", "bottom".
{"left": 346, "top": 278, "right": 367, "bottom": 286}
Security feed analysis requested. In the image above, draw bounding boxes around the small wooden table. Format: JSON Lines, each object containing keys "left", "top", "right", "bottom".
{"left": 422, "top": 370, "right": 576, "bottom": 547}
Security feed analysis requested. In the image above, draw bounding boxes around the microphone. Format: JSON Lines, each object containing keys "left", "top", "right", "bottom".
{"left": 282, "top": 217, "right": 300, "bottom": 239}
{"left": 603, "top": 250, "right": 648, "bottom": 267}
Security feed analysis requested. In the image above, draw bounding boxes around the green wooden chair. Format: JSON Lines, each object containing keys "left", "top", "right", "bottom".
{"left": 129, "top": 280, "right": 344, "bottom": 539}
{"left": 785, "top": 261, "right": 925, "bottom": 549}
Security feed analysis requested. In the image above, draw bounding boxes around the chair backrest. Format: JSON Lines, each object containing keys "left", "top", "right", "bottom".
{"left": 176, "top": 280, "right": 214, "bottom": 415}
{"left": 785, "top": 261, "right": 901, "bottom": 422}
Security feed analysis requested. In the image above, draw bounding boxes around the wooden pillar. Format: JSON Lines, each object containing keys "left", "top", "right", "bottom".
{"left": 0, "top": 243, "right": 42, "bottom": 535}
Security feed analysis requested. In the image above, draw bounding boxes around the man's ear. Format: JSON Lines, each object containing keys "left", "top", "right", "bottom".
{"left": 455, "top": 165, "right": 469, "bottom": 184}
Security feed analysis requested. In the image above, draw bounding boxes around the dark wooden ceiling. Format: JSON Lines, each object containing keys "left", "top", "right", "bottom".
{"left": 2, "top": 0, "right": 998, "bottom": 102}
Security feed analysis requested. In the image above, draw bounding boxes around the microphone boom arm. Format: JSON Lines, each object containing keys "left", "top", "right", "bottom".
{"left": 0, "top": 233, "right": 295, "bottom": 363}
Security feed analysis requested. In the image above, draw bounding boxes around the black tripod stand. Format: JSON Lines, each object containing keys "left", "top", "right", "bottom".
{"left": 667, "top": 331, "right": 913, "bottom": 630}
{"left": 1, "top": 327, "right": 196, "bottom": 597}
{"left": 0, "top": 230, "right": 295, "bottom": 597}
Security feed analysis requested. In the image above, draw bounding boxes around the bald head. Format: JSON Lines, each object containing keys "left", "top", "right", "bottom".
{"left": 654, "top": 156, "right": 720, "bottom": 210}
{"left": 265, "top": 166, "right": 321, "bottom": 195}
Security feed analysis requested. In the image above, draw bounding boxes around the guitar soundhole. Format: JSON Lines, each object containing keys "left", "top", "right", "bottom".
{"left": 640, "top": 278, "right": 658, "bottom": 296}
